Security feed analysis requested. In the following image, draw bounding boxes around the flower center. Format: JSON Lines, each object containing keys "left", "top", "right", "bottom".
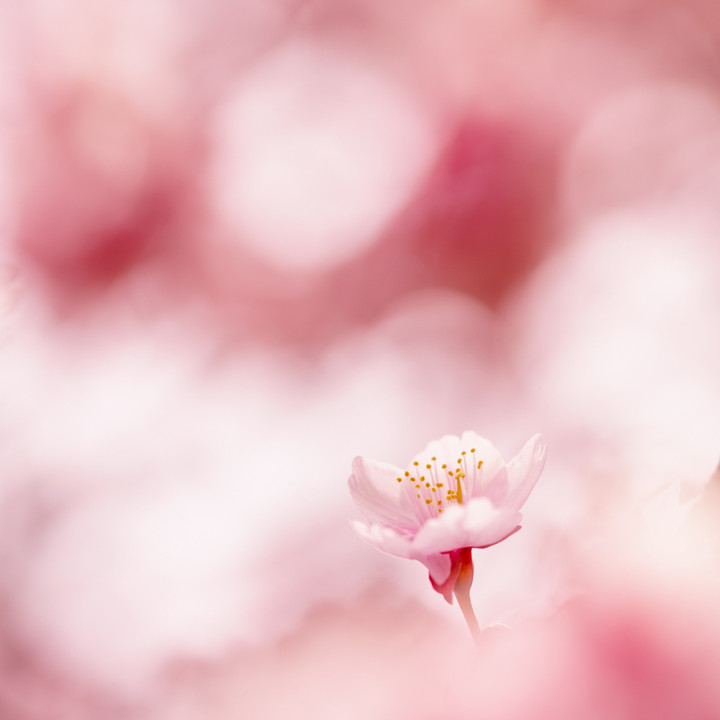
{"left": 395, "top": 448, "right": 483, "bottom": 517}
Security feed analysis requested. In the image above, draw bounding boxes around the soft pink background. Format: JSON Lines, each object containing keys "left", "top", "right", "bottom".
{"left": 1, "top": 0, "right": 719, "bottom": 717}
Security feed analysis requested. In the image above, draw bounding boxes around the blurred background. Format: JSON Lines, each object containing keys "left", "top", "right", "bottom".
{"left": 1, "top": 0, "right": 720, "bottom": 717}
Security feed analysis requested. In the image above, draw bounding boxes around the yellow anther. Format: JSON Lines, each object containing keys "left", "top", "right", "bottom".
{"left": 415, "top": 484, "right": 421, "bottom": 488}
{"left": 396, "top": 477, "right": 403, "bottom": 483}
{"left": 456, "top": 479, "right": 463, "bottom": 504}
{"left": 457, "top": 458, "right": 462, "bottom": 463}
{"left": 413, "top": 461, "right": 419, "bottom": 466}
{"left": 470, "top": 448, "right": 476, "bottom": 453}
{"left": 404, "top": 471, "right": 410, "bottom": 477}
{"left": 431, "top": 456, "right": 437, "bottom": 461}
{"left": 438, "top": 500, "right": 443, "bottom": 505}
{"left": 448, "top": 471, "right": 454, "bottom": 476}
{"left": 477, "top": 461, "right": 483, "bottom": 469}
{"left": 425, "top": 482, "right": 431, "bottom": 488}
{"left": 425, "top": 499, "right": 433, "bottom": 505}
{"left": 438, "top": 509, "right": 444, "bottom": 513}
{"left": 417, "top": 494, "right": 421, "bottom": 498}
{"left": 426, "top": 464, "right": 432, "bottom": 469}
{"left": 431, "top": 488, "right": 437, "bottom": 492}
{"left": 461, "top": 451, "right": 466, "bottom": 456}
{"left": 441, "top": 464, "right": 447, "bottom": 469}
{"left": 420, "top": 476, "right": 425, "bottom": 481}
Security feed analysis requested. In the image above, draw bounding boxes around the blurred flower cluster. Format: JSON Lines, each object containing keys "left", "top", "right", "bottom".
{"left": 1, "top": 0, "right": 720, "bottom": 717}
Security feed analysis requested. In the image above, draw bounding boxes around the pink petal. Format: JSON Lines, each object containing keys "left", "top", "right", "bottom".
{"left": 412, "top": 433, "right": 464, "bottom": 465}
{"left": 419, "top": 552, "right": 453, "bottom": 587}
{"left": 351, "top": 520, "right": 414, "bottom": 559}
{"left": 416, "top": 431, "right": 508, "bottom": 502}
{"left": 477, "top": 465, "right": 509, "bottom": 506}
{"left": 458, "top": 432, "right": 508, "bottom": 501}
{"left": 503, "top": 433, "right": 547, "bottom": 511}
{"left": 410, "top": 497, "right": 522, "bottom": 555}
{"left": 348, "top": 456, "right": 420, "bottom": 531}
{"left": 425, "top": 552, "right": 458, "bottom": 602}
{"left": 458, "top": 431, "right": 506, "bottom": 481}
{"left": 353, "top": 520, "right": 456, "bottom": 589}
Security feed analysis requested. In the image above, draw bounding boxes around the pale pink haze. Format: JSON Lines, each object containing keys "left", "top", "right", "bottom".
{"left": 349, "top": 432, "right": 546, "bottom": 602}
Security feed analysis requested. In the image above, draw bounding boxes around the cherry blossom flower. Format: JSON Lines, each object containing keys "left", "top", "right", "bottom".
{"left": 348, "top": 432, "right": 546, "bottom": 637}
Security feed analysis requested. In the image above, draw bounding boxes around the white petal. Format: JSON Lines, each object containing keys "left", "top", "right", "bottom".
{"left": 503, "top": 434, "right": 547, "bottom": 511}
{"left": 410, "top": 497, "right": 522, "bottom": 555}
{"left": 348, "top": 456, "right": 420, "bottom": 531}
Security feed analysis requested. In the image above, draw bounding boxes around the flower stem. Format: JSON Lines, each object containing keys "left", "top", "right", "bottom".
{"left": 455, "top": 587, "right": 481, "bottom": 644}
{"left": 453, "top": 548, "right": 481, "bottom": 645}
